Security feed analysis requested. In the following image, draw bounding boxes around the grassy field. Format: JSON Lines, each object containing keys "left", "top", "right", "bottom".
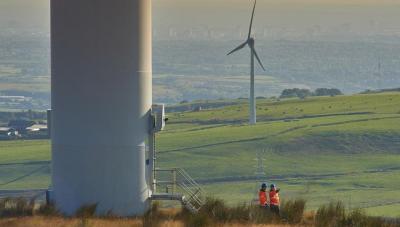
{"left": 0, "top": 92, "right": 399, "bottom": 217}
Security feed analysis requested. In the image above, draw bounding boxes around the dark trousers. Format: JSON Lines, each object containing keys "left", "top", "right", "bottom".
{"left": 270, "top": 204, "right": 280, "bottom": 215}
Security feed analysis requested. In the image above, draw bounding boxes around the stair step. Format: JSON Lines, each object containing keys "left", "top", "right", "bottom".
{"left": 151, "top": 193, "right": 183, "bottom": 201}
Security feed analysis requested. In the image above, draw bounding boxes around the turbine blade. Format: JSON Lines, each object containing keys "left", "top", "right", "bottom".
{"left": 253, "top": 47, "right": 266, "bottom": 71}
{"left": 227, "top": 41, "right": 248, "bottom": 55}
{"left": 248, "top": 0, "right": 257, "bottom": 40}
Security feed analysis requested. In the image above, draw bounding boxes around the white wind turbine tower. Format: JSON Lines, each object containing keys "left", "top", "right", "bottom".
{"left": 228, "top": 0, "right": 265, "bottom": 125}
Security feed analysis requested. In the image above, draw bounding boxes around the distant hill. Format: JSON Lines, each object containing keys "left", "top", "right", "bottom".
{"left": 361, "top": 87, "right": 400, "bottom": 94}
{"left": 2, "top": 36, "right": 400, "bottom": 107}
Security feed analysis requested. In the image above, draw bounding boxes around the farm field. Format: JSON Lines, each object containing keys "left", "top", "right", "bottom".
{"left": 0, "top": 92, "right": 399, "bottom": 217}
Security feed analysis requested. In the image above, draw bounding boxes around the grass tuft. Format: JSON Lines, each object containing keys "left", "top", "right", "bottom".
{"left": 281, "top": 199, "right": 306, "bottom": 224}
{"left": 315, "top": 201, "right": 346, "bottom": 227}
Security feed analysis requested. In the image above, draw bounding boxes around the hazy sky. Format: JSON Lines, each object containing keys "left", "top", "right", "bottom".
{"left": 0, "top": 0, "right": 49, "bottom": 29}
{"left": 154, "top": 0, "right": 400, "bottom": 28}
{"left": 1, "top": 0, "right": 400, "bottom": 35}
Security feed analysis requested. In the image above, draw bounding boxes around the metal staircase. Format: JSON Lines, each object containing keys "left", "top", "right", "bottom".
{"left": 149, "top": 105, "right": 204, "bottom": 212}
{"left": 151, "top": 168, "right": 205, "bottom": 213}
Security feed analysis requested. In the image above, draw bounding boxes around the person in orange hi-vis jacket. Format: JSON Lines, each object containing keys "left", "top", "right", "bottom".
{"left": 269, "top": 184, "right": 280, "bottom": 215}
{"left": 258, "top": 183, "right": 268, "bottom": 207}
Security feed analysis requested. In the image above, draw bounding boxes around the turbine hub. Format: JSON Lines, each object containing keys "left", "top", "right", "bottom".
{"left": 248, "top": 38, "right": 255, "bottom": 46}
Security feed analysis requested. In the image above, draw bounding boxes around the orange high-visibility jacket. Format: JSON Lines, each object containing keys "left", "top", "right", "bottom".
{"left": 259, "top": 190, "right": 267, "bottom": 206}
{"left": 269, "top": 190, "right": 280, "bottom": 206}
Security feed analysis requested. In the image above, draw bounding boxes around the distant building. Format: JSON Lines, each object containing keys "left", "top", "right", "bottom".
{"left": 0, "top": 127, "right": 11, "bottom": 137}
{"left": 25, "top": 124, "right": 49, "bottom": 139}
{"left": 193, "top": 106, "right": 202, "bottom": 112}
{"left": 26, "top": 124, "right": 48, "bottom": 133}
{"left": 0, "top": 121, "right": 48, "bottom": 140}
{"left": 8, "top": 120, "right": 35, "bottom": 133}
{"left": 0, "top": 127, "right": 20, "bottom": 140}
{"left": 0, "top": 96, "right": 32, "bottom": 102}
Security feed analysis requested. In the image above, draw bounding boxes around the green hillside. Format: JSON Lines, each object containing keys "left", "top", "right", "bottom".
{"left": 0, "top": 92, "right": 400, "bottom": 217}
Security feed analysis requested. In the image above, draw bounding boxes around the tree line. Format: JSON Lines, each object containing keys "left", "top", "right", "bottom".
{"left": 280, "top": 88, "right": 343, "bottom": 99}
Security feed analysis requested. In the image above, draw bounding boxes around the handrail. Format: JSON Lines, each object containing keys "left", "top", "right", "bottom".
{"left": 154, "top": 167, "right": 205, "bottom": 212}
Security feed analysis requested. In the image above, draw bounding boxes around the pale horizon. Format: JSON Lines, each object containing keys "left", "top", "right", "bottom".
{"left": 1, "top": 0, "right": 400, "bottom": 39}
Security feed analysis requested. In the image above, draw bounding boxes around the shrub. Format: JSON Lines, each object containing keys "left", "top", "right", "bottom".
{"left": 37, "top": 202, "right": 60, "bottom": 216}
{"left": 315, "top": 201, "right": 345, "bottom": 227}
{"left": 314, "top": 88, "right": 343, "bottom": 97}
{"left": 249, "top": 205, "right": 279, "bottom": 224}
{"left": 280, "top": 88, "right": 312, "bottom": 99}
{"left": 227, "top": 203, "right": 250, "bottom": 223}
{"left": 199, "top": 197, "right": 229, "bottom": 222}
{"left": 185, "top": 198, "right": 262, "bottom": 225}
{"left": 184, "top": 212, "right": 212, "bottom": 227}
{"left": 281, "top": 199, "right": 306, "bottom": 224}
{"left": 143, "top": 202, "right": 164, "bottom": 227}
{"left": 75, "top": 204, "right": 97, "bottom": 218}
{"left": 344, "top": 208, "right": 369, "bottom": 227}
{"left": 343, "top": 209, "right": 390, "bottom": 227}
{"left": 177, "top": 204, "right": 212, "bottom": 227}
{"left": 314, "top": 201, "right": 399, "bottom": 227}
{"left": 195, "top": 197, "right": 284, "bottom": 225}
{"left": 0, "top": 197, "right": 35, "bottom": 217}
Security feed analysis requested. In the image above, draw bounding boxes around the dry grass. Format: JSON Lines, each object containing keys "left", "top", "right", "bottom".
{"left": 0, "top": 198, "right": 398, "bottom": 227}
{"left": 0, "top": 217, "right": 297, "bottom": 227}
{"left": 0, "top": 217, "right": 142, "bottom": 227}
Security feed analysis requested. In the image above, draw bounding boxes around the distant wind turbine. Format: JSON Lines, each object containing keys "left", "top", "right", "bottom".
{"left": 227, "top": 0, "right": 265, "bottom": 125}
